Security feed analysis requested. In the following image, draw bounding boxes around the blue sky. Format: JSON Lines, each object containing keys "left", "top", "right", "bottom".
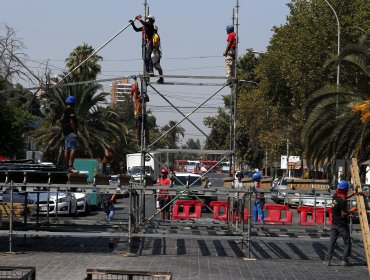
{"left": 1, "top": 0, "right": 290, "bottom": 144}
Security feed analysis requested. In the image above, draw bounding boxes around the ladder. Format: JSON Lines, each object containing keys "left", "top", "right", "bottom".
{"left": 350, "top": 158, "right": 370, "bottom": 275}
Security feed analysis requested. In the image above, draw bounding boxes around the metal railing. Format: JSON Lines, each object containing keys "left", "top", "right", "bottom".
{"left": 85, "top": 269, "right": 172, "bottom": 280}
{"left": 0, "top": 266, "right": 36, "bottom": 280}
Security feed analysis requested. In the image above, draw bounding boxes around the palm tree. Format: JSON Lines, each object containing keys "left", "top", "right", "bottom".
{"left": 301, "top": 31, "right": 370, "bottom": 173}
{"left": 161, "top": 120, "right": 185, "bottom": 149}
{"left": 65, "top": 43, "right": 102, "bottom": 81}
{"left": 31, "top": 76, "right": 128, "bottom": 161}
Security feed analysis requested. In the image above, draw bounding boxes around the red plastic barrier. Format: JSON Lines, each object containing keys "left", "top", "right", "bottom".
{"left": 210, "top": 201, "right": 248, "bottom": 222}
{"left": 297, "top": 206, "right": 331, "bottom": 225}
{"left": 210, "top": 201, "right": 229, "bottom": 221}
{"left": 232, "top": 207, "right": 249, "bottom": 222}
{"left": 263, "top": 204, "right": 293, "bottom": 224}
{"left": 172, "top": 200, "right": 204, "bottom": 220}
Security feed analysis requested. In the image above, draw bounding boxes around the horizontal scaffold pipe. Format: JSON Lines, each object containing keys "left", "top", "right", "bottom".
{"left": 149, "top": 149, "right": 232, "bottom": 155}
{"left": 147, "top": 81, "right": 226, "bottom": 87}
{"left": 142, "top": 74, "right": 228, "bottom": 80}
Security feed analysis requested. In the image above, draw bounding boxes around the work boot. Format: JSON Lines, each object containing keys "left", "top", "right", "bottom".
{"left": 157, "top": 77, "right": 164, "bottom": 84}
{"left": 341, "top": 260, "right": 350, "bottom": 266}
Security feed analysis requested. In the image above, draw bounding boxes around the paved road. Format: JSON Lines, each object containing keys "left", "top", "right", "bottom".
{"left": 0, "top": 234, "right": 368, "bottom": 280}
{"left": 0, "top": 184, "right": 369, "bottom": 279}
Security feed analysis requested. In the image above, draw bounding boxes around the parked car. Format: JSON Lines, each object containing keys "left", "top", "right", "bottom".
{"left": 28, "top": 192, "right": 78, "bottom": 216}
{"left": 271, "top": 177, "right": 302, "bottom": 206}
{"left": 128, "top": 166, "right": 155, "bottom": 183}
{"left": 171, "top": 172, "right": 217, "bottom": 207}
{"left": 300, "top": 192, "right": 332, "bottom": 207}
{"left": 73, "top": 192, "right": 90, "bottom": 214}
{"left": 110, "top": 175, "right": 129, "bottom": 198}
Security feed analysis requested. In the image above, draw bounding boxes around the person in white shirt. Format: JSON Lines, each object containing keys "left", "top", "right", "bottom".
{"left": 233, "top": 171, "right": 244, "bottom": 222}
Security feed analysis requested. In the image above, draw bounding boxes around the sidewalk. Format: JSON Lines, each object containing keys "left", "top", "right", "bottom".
{"left": 0, "top": 235, "right": 368, "bottom": 279}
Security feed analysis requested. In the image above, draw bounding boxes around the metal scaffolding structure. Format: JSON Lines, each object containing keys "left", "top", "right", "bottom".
{"left": 0, "top": 0, "right": 260, "bottom": 255}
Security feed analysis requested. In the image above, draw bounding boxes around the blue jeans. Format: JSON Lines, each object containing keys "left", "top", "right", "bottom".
{"left": 64, "top": 133, "right": 78, "bottom": 152}
{"left": 253, "top": 199, "right": 264, "bottom": 222}
{"left": 106, "top": 204, "right": 115, "bottom": 221}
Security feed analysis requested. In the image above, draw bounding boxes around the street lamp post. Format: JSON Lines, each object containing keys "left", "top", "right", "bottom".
{"left": 323, "top": 0, "right": 340, "bottom": 183}
{"left": 323, "top": 0, "right": 340, "bottom": 95}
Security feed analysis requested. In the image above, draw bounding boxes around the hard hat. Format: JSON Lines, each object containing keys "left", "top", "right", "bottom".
{"left": 252, "top": 172, "right": 261, "bottom": 181}
{"left": 65, "top": 96, "right": 77, "bottom": 104}
{"left": 337, "top": 180, "right": 349, "bottom": 190}
{"left": 154, "top": 25, "right": 158, "bottom": 31}
{"left": 161, "top": 168, "right": 168, "bottom": 174}
{"left": 147, "top": 15, "right": 155, "bottom": 22}
{"left": 226, "top": 25, "right": 234, "bottom": 33}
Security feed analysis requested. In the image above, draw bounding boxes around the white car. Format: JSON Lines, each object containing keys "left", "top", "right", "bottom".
{"left": 28, "top": 192, "right": 78, "bottom": 216}
{"left": 171, "top": 172, "right": 216, "bottom": 207}
{"left": 74, "top": 192, "right": 89, "bottom": 214}
{"left": 300, "top": 192, "right": 332, "bottom": 207}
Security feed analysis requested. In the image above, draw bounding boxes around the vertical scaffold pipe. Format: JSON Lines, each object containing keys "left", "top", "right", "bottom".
{"left": 140, "top": 0, "right": 149, "bottom": 223}
{"left": 232, "top": 0, "right": 239, "bottom": 174}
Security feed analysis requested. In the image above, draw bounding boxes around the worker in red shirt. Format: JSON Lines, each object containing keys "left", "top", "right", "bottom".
{"left": 156, "top": 169, "right": 172, "bottom": 220}
{"left": 223, "top": 25, "right": 237, "bottom": 83}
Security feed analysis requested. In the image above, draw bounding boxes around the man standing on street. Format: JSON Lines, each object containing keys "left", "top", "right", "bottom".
{"left": 324, "top": 175, "right": 358, "bottom": 266}
{"left": 61, "top": 96, "right": 78, "bottom": 173}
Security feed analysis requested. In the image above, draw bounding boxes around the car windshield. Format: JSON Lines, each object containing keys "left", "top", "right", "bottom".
{"left": 172, "top": 175, "right": 201, "bottom": 187}
{"left": 129, "top": 166, "right": 152, "bottom": 174}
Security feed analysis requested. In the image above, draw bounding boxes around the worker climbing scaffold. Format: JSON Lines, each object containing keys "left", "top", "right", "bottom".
{"left": 130, "top": 75, "right": 150, "bottom": 146}
{"left": 130, "top": 14, "right": 156, "bottom": 76}
{"left": 223, "top": 24, "right": 236, "bottom": 84}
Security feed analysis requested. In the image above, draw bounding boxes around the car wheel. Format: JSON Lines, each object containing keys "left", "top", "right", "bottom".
{"left": 74, "top": 202, "right": 78, "bottom": 217}
{"left": 85, "top": 203, "right": 90, "bottom": 214}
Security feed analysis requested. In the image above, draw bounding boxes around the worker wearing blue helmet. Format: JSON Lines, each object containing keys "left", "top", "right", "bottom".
{"left": 324, "top": 174, "right": 360, "bottom": 266}
{"left": 223, "top": 24, "right": 236, "bottom": 83}
{"left": 61, "top": 96, "right": 78, "bottom": 173}
{"left": 252, "top": 169, "right": 264, "bottom": 223}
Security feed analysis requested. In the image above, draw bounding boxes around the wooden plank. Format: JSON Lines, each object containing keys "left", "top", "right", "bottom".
{"left": 223, "top": 177, "right": 234, "bottom": 189}
{"left": 351, "top": 158, "right": 370, "bottom": 276}
{"left": 286, "top": 179, "right": 329, "bottom": 191}
{"left": 0, "top": 203, "right": 34, "bottom": 218}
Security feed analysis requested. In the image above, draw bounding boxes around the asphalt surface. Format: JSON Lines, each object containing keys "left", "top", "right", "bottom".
{"left": 0, "top": 233, "right": 368, "bottom": 280}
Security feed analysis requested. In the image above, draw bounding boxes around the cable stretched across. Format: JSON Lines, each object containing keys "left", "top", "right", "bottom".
{"left": 146, "top": 82, "right": 230, "bottom": 151}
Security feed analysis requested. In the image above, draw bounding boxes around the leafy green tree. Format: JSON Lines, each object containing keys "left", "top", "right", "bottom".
{"left": 185, "top": 138, "right": 201, "bottom": 150}
{"left": 0, "top": 97, "right": 35, "bottom": 158}
{"left": 204, "top": 107, "right": 230, "bottom": 151}
{"left": 253, "top": 0, "right": 370, "bottom": 174}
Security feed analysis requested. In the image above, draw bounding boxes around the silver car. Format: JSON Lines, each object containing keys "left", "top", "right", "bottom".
{"left": 74, "top": 192, "right": 89, "bottom": 214}
{"left": 272, "top": 177, "right": 302, "bottom": 206}
{"left": 28, "top": 192, "right": 78, "bottom": 216}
